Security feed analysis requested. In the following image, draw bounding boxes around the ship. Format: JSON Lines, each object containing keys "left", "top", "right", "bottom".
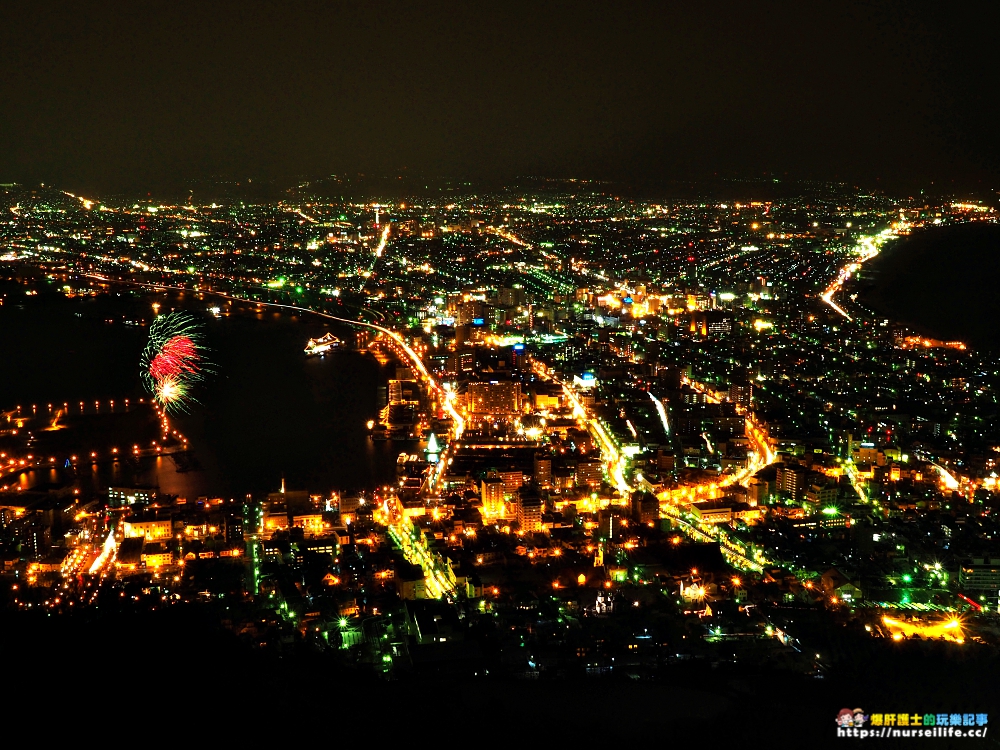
{"left": 304, "top": 332, "right": 341, "bottom": 356}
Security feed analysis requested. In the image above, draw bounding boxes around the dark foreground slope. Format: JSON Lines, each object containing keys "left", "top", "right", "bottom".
{"left": 3, "top": 604, "right": 999, "bottom": 748}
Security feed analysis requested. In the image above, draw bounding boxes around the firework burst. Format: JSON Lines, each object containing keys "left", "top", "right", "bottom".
{"left": 141, "top": 312, "right": 210, "bottom": 413}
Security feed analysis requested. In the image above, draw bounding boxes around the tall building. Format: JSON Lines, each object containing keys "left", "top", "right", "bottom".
{"left": 701, "top": 310, "right": 733, "bottom": 336}
{"left": 500, "top": 470, "right": 523, "bottom": 496}
{"left": 224, "top": 513, "right": 244, "bottom": 544}
{"left": 481, "top": 472, "right": 505, "bottom": 520}
{"left": 516, "top": 488, "right": 543, "bottom": 533}
{"left": 446, "top": 349, "right": 476, "bottom": 374}
{"left": 776, "top": 463, "right": 808, "bottom": 501}
{"left": 534, "top": 454, "right": 553, "bottom": 489}
{"left": 729, "top": 381, "right": 753, "bottom": 408}
{"left": 457, "top": 300, "right": 484, "bottom": 326}
{"left": 747, "top": 476, "right": 767, "bottom": 506}
{"left": 389, "top": 379, "right": 421, "bottom": 404}
{"left": 631, "top": 491, "right": 659, "bottom": 524}
{"left": 656, "top": 450, "right": 676, "bottom": 472}
{"left": 805, "top": 483, "right": 839, "bottom": 508}
{"left": 510, "top": 343, "right": 526, "bottom": 370}
{"left": 576, "top": 458, "right": 603, "bottom": 487}
{"left": 498, "top": 287, "right": 526, "bottom": 308}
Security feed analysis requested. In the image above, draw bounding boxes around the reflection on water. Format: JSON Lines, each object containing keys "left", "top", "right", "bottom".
{"left": 1, "top": 287, "right": 415, "bottom": 499}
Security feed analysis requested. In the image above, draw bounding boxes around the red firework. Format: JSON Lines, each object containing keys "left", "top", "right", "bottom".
{"left": 148, "top": 335, "right": 201, "bottom": 381}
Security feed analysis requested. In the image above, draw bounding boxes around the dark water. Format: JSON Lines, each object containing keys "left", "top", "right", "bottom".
{"left": 0, "top": 280, "right": 413, "bottom": 498}
{"left": 860, "top": 222, "right": 1000, "bottom": 349}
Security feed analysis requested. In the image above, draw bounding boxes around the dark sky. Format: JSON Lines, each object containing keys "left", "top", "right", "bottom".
{"left": 1, "top": 1, "right": 998, "bottom": 195}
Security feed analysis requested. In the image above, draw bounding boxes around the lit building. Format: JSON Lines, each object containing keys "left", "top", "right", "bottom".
{"left": 576, "top": 458, "right": 603, "bottom": 488}
{"left": 731, "top": 502, "right": 762, "bottom": 524}
{"left": 481, "top": 472, "right": 505, "bottom": 520}
{"left": 532, "top": 388, "right": 561, "bottom": 410}
{"left": 553, "top": 466, "right": 575, "bottom": 490}
{"left": 123, "top": 518, "right": 172, "bottom": 541}
{"left": 445, "top": 349, "right": 475, "bottom": 374}
{"left": 959, "top": 558, "right": 1000, "bottom": 593}
{"left": 499, "top": 470, "right": 523, "bottom": 496}
{"left": 263, "top": 510, "right": 290, "bottom": 536}
{"left": 389, "top": 379, "right": 420, "bottom": 404}
{"left": 805, "top": 483, "right": 839, "bottom": 508}
{"left": 729, "top": 381, "right": 753, "bottom": 407}
{"left": 516, "top": 491, "right": 543, "bottom": 533}
{"left": 396, "top": 560, "right": 428, "bottom": 600}
{"left": 776, "top": 463, "right": 808, "bottom": 501}
{"left": 820, "top": 568, "right": 861, "bottom": 601}
{"left": 141, "top": 542, "right": 173, "bottom": 569}
{"left": 630, "top": 492, "right": 658, "bottom": 524}
{"left": 688, "top": 500, "right": 733, "bottom": 524}
{"left": 690, "top": 310, "right": 733, "bottom": 337}
{"left": 293, "top": 514, "right": 328, "bottom": 537}
{"left": 225, "top": 513, "right": 244, "bottom": 543}
{"left": 108, "top": 487, "right": 155, "bottom": 507}
{"left": 339, "top": 496, "right": 363, "bottom": 526}
{"left": 466, "top": 381, "right": 522, "bottom": 415}
{"left": 115, "top": 537, "right": 144, "bottom": 571}
{"left": 747, "top": 470, "right": 776, "bottom": 505}
{"left": 533, "top": 454, "right": 553, "bottom": 489}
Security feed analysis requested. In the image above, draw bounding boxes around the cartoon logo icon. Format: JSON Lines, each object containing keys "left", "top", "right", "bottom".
{"left": 836, "top": 708, "right": 868, "bottom": 727}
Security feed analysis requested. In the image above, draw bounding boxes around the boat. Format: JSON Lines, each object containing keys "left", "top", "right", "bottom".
{"left": 304, "top": 332, "right": 341, "bottom": 356}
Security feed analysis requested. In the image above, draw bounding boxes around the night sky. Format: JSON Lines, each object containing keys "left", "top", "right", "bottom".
{"left": 1, "top": 1, "right": 998, "bottom": 194}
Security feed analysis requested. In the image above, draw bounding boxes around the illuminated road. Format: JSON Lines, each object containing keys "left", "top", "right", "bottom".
{"left": 226, "top": 298, "right": 466, "bottom": 443}
{"left": 88, "top": 529, "right": 117, "bottom": 574}
{"left": 659, "top": 503, "right": 766, "bottom": 572}
{"left": 532, "top": 362, "right": 632, "bottom": 498}
{"left": 537, "top": 361, "right": 773, "bottom": 572}
{"left": 843, "top": 460, "right": 869, "bottom": 503}
{"left": 292, "top": 208, "right": 317, "bottom": 224}
{"left": 648, "top": 392, "right": 670, "bottom": 436}
{"left": 911, "top": 451, "right": 961, "bottom": 491}
{"left": 486, "top": 225, "right": 560, "bottom": 263}
{"left": 85, "top": 273, "right": 774, "bottom": 574}
{"left": 819, "top": 227, "right": 899, "bottom": 321}
{"left": 78, "top": 273, "right": 466, "bottom": 507}
{"left": 649, "top": 376, "right": 777, "bottom": 571}
{"left": 671, "top": 376, "right": 776, "bottom": 487}
{"left": 357, "top": 223, "right": 392, "bottom": 292}
{"left": 80, "top": 273, "right": 464, "bottom": 438}
{"left": 375, "top": 496, "right": 457, "bottom": 599}
{"left": 374, "top": 223, "right": 390, "bottom": 257}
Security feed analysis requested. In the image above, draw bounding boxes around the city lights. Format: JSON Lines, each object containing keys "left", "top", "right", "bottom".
{"left": 2, "top": 175, "right": 997, "bottom": 700}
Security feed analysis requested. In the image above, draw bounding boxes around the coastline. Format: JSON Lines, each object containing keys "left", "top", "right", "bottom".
{"left": 856, "top": 222, "right": 1000, "bottom": 351}
{"left": 0, "top": 270, "right": 408, "bottom": 498}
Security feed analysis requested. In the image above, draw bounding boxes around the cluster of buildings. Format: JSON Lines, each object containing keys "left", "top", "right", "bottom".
{"left": 3, "top": 180, "right": 1000, "bottom": 676}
